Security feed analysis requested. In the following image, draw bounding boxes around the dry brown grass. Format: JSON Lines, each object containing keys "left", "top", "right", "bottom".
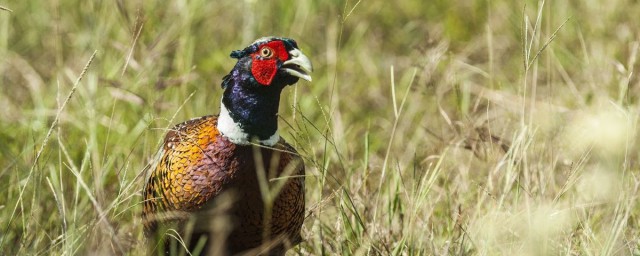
{"left": 0, "top": 0, "right": 639, "bottom": 255}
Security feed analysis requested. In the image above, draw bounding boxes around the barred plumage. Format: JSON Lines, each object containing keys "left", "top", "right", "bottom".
{"left": 142, "top": 37, "right": 312, "bottom": 255}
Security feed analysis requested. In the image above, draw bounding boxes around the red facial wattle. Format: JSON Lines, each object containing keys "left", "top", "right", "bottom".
{"left": 251, "top": 41, "right": 289, "bottom": 86}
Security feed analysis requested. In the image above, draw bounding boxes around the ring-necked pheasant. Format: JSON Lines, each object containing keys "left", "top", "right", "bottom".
{"left": 142, "top": 37, "right": 312, "bottom": 255}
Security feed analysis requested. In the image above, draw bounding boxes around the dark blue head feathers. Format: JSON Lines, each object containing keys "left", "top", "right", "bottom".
{"left": 230, "top": 45, "right": 256, "bottom": 59}
{"left": 229, "top": 37, "right": 298, "bottom": 59}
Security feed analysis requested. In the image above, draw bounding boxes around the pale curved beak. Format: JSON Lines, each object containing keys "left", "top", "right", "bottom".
{"left": 282, "top": 48, "right": 313, "bottom": 82}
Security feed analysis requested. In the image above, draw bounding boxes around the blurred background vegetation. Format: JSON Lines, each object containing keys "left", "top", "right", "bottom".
{"left": 1, "top": 0, "right": 639, "bottom": 255}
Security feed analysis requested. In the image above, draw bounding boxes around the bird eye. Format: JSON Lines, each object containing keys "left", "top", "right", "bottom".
{"left": 260, "top": 47, "right": 274, "bottom": 58}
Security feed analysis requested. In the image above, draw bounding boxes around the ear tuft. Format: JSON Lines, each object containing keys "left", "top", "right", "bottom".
{"left": 230, "top": 50, "right": 244, "bottom": 59}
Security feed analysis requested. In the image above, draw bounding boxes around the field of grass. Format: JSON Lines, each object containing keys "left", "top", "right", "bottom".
{"left": 1, "top": 0, "right": 639, "bottom": 255}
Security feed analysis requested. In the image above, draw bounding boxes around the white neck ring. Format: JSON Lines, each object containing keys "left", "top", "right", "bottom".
{"left": 217, "top": 99, "right": 280, "bottom": 146}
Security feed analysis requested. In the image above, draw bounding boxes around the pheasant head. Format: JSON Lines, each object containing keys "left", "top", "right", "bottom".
{"left": 218, "top": 37, "right": 313, "bottom": 146}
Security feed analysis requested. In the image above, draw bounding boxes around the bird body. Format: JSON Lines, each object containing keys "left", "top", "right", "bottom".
{"left": 142, "top": 37, "right": 312, "bottom": 255}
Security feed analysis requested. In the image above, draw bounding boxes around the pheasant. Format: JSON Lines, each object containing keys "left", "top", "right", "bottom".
{"left": 142, "top": 37, "right": 312, "bottom": 255}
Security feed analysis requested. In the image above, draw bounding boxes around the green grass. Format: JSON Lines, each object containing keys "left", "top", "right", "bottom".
{"left": 1, "top": 0, "right": 639, "bottom": 255}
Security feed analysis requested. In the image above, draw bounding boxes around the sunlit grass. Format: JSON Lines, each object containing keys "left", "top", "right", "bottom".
{"left": 1, "top": 0, "right": 639, "bottom": 255}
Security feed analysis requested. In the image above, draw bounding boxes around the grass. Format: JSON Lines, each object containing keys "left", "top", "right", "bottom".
{"left": 1, "top": 0, "right": 639, "bottom": 255}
